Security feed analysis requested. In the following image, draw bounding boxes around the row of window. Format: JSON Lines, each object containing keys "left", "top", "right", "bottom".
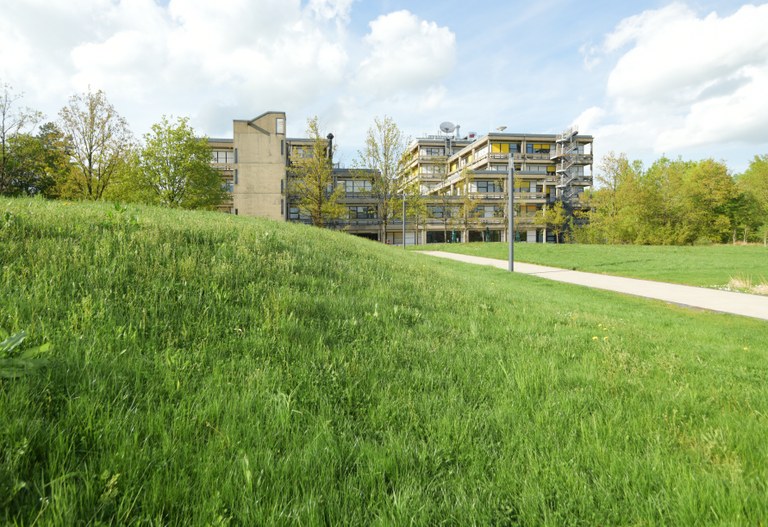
{"left": 349, "top": 206, "right": 376, "bottom": 219}
{"left": 285, "top": 204, "right": 547, "bottom": 222}
{"left": 343, "top": 180, "right": 372, "bottom": 193}
{"left": 474, "top": 180, "right": 503, "bottom": 193}
{"left": 420, "top": 146, "right": 445, "bottom": 157}
{"left": 211, "top": 150, "right": 234, "bottom": 164}
{"left": 420, "top": 164, "right": 445, "bottom": 175}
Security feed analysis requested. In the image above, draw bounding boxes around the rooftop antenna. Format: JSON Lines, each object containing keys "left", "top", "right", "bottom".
{"left": 439, "top": 121, "right": 456, "bottom": 135}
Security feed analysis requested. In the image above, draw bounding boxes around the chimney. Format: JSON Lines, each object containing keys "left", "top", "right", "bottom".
{"left": 326, "top": 133, "right": 334, "bottom": 163}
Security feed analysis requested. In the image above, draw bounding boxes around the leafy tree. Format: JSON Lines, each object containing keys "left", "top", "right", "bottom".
{"left": 0, "top": 122, "right": 72, "bottom": 198}
{"left": 356, "top": 116, "right": 407, "bottom": 242}
{"left": 738, "top": 155, "right": 768, "bottom": 244}
{"left": 0, "top": 83, "right": 43, "bottom": 195}
{"left": 726, "top": 190, "right": 762, "bottom": 243}
{"left": 102, "top": 149, "right": 155, "bottom": 205}
{"left": 576, "top": 154, "right": 744, "bottom": 245}
{"left": 432, "top": 170, "right": 456, "bottom": 243}
{"left": 288, "top": 117, "right": 345, "bottom": 227}
{"left": 139, "top": 116, "right": 225, "bottom": 209}
{"left": 535, "top": 200, "right": 568, "bottom": 243}
{"left": 403, "top": 177, "right": 427, "bottom": 245}
{"left": 58, "top": 89, "right": 133, "bottom": 199}
{"left": 575, "top": 153, "right": 645, "bottom": 244}
{"left": 457, "top": 169, "right": 480, "bottom": 241}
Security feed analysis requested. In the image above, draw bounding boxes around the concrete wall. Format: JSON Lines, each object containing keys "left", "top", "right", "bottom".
{"left": 232, "top": 112, "right": 287, "bottom": 220}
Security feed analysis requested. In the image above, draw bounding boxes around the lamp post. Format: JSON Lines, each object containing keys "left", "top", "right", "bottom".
{"left": 402, "top": 193, "right": 406, "bottom": 248}
{"left": 508, "top": 153, "right": 515, "bottom": 272}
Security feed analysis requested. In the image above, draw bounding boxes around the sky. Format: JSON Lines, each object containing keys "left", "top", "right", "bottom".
{"left": 1, "top": 0, "right": 767, "bottom": 173}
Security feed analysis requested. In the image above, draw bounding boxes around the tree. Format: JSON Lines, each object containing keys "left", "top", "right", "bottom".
{"left": 432, "top": 172, "right": 456, "bottom": 243}
{"left": 575, "top": 153, "right": 645, "bottom": 244}
{"left": 0, "top": 83, "right": 43, "bottom": 195}
{"left": 738, "top": 155, "right": 768, "bottom": 244}
{"left": 356, "top": 116, "right": 407, "bottom": 242}
{"left": 138, "top": 116, "right": 225, "bottom": 209}
{"left": 58, "top": 89, "right": 133, "bottom": 200}
{"left": 403, "top": 177, "right": 427, "bottom": 245}
{"left": 288, "top": 117, "right": 345, "bottom": 227}
{"left": 2, "top": 123, "right": 71, "bottom": 197}
{"left": 535, "top": 200, "right": 568, "bottom": 243}
{"left": 457, "top": 169, "right": 480, "bottom": 241}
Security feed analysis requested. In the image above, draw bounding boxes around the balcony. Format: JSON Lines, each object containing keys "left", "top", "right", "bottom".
{"left": 516, "top": 192, "right": 547, "bottom": 201}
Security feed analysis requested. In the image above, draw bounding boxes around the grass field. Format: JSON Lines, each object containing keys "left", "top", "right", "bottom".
{"left": 414, "top": 241, "right": 768, "bottom": 289}
{"left": 2, "top": 198, "right": 768, "bottom": 525}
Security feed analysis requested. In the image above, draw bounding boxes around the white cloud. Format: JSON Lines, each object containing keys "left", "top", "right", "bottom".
{"left": 354, "top": 10, "right": 456, "bottom": 98}
{"left": 0, "top": 0, "right": 355, "bottom": 135}
{"left": 0, "top": 0, "right": 461, "bottom": 161}
{"left": 581, "top": 3, "right": 768, "bottom": 158}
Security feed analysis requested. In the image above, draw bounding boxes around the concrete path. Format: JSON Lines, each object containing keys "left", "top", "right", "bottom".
{"left": 416, "top": 251, "right": 768, "bottom": 322}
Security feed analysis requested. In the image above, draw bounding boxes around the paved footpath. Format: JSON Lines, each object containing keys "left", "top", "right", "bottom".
{"left": 416, "top": 251, "right": 768, "bottom": 322}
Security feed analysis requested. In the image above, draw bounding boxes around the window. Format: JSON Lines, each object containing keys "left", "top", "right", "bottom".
{"left": 288, "top": 207, "right": 309, "bottom": 220}
{"left": 221, "top": 181, "right": 234, "bottom": 193}
{"left": 523, "top": 164, "right": 549, "bottom": 174}
{"left": 420, "top": 164, "right": 445, "bottom": 175}
{"left": 420, "top": 146, "right": 445, "bottom": 157}
{"left": 342, "top": 179, "right": 372, "bottom": 194}
{"left": 291, "top": 146, "right": 312, "bottom": 159}
{"left": 473, "top": 205, "right": 504, "bottom": 218}
{"left": 476, "top": 180, "right": 503, "bottom": 193}
{"left": 526, "top": 143, "right": 551, "bottom": 154}
{"left": 234, "top": 169, "right": 238, "bottom": 184}
{"left": 276, "top": 118, "right": 285, "bottom": 134}
{"left": 211, "top": 150, "right": 234, "bottom": 164}
{"left": 428, "top": 206, "right": 457, "bottom": 219}
{"left": 491, "top": 143, "right": 519, "bottom": 154}
{"left": 348, "top": 206, "right": 376, "bottom": 219}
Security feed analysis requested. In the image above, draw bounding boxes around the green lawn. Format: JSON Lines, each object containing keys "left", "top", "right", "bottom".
{"left": 414, "top": 241, "right": 768, "bottom": 288}
{"left": 2, "top": 198, "right": 768, "bottom": 525}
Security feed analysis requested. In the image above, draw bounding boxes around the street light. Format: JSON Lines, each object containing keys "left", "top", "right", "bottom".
{"left": 402, "top": 193, "right": 406, "bottom": 248}
{"left": 508, "top": 153, "right": 515, "bottom": 272}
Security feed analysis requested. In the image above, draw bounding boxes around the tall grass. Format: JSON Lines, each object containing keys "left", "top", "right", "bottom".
{"left": 1, "top": 198, "right": 767, "bottom": 525}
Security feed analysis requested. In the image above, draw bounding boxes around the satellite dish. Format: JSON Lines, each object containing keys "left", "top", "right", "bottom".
{"left": 439, "top": 121, "right": 456, "bottom": 134}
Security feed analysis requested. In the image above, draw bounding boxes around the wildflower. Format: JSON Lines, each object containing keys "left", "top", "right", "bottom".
{"left": 592, "top": 336, "right": 598, "bottom": 341}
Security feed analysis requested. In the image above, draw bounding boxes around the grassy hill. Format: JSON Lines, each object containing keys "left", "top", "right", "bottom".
{"left": 2, "top": 198, "right": 767, "bottom": 525}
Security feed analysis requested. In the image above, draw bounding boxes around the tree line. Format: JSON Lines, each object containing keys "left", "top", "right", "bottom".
{"left": 0, "top": 83, "right": 225, "bottom": 208}
{"left": 572, "top": 153, "right": 768, "bottom": 245}
{"left": 5, "top": 81, "right": 767, "bottom": 246}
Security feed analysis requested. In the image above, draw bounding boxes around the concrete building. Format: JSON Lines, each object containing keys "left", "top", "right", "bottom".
{"left": 402, "top": 127, "right": 594, "bottom": 243}
{"left": 210, "top": 112, "right": 594, "bottom": 244}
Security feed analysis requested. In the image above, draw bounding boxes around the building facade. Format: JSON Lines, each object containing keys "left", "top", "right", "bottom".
{"left": 210, "top": 112, "right": 594, "bottom": 244}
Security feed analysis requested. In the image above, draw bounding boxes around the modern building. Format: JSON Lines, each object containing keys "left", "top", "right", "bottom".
{"left": 402, "top": 127, "right": 594, "bottom": 243}
{"left": 209, "top": 112, "right": 594, "bottom": 244}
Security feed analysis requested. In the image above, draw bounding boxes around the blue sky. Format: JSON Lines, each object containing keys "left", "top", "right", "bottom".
{"left": 1, "top": 0, "right": 767, "bottom": 172}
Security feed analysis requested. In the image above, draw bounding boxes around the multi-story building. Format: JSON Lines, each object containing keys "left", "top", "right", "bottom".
{"left": 402, "top": 127, "right": 594, "bottom": 243}
{"left": 210, "top": 112, "right": 593, "bottom": 244}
